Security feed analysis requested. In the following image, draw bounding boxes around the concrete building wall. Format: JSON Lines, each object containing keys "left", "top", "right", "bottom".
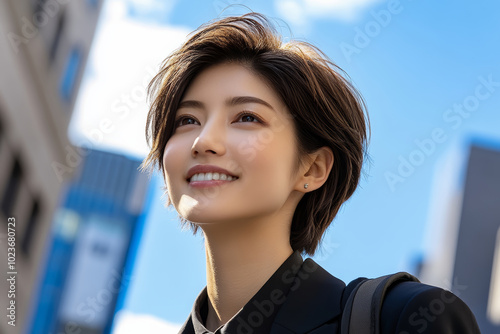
{"left": 452, "top": 144, "right": 500, "bottom": 333}
{"left": 419, "top": 140, "right": 500, "bottom": 333}
{"left": 0, "top": 0, "right": 103, "bottom": 332}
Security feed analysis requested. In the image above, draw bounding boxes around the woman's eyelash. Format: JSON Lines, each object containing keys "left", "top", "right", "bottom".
{"left": 236, "top": 111, "right": 264, "bottom": 123}
{"left": 174, "top": 111, "right": 264, "bottom": 127}
{"left": 174, "top": 115, "right": 197, "bottom": 127}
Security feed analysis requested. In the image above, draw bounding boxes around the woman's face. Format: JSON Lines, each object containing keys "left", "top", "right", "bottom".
{"left": 162, "top": 62, "right": 305, "bottom": 226}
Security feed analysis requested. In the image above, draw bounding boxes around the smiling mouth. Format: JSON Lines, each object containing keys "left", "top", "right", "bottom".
{"left": 187, "top": 176, "right": 239, "bottom": 183}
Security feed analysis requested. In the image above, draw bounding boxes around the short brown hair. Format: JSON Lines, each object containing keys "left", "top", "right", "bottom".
{"left": 141, "top": 12, "right": 370, "bottom": 256}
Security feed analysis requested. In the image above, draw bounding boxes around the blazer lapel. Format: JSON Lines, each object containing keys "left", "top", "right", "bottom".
{"left": 270, "top": 258, "right": 345, "bottom": 333}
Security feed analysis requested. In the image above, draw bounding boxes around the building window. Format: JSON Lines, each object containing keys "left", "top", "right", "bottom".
{"left": 87, "top": 0, "right": 99, "bottom": 9}
{"left": 49, "top": 10, "right": 66, "bottom": 64}
{"left": 1, "top": 156, "right": 23, "bottom": 218}
{"left": 0, "top": 111, "right": 3, "bottom": 138}
{"left": 0, "top": 113, "right": 4, "bottom": 167}
{"left": 0, "top": 110, "right": 4, "bottom": 146}
{"left": 33, "top": 0, "right": 48, "bottom": 15}
{"left": 21, "top": 198, "right": 41, "bottom": 256}
{"left": 91, "top": 241, "right": 109, "bottom": 257}
{"left": 60, "top": 47, "right": 82, "bottom": 102}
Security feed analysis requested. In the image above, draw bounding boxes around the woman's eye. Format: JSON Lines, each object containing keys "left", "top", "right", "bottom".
{"left": 237, "top": 112, "right": 262, "bottom": 123}
{"left": 174, "top": 112, "right": 263, "bottom": 128}
{"left": 175, "top": 116, "right": 198, "bottom": 127}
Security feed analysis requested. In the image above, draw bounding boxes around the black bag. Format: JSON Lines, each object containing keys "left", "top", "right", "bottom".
{"left": 341, "top": 272, "right": 420, "bottom": 334}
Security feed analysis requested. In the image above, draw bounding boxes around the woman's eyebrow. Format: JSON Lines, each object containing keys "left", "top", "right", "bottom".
{"left": 177, "top": 96, "right": 275, "bottom": 112}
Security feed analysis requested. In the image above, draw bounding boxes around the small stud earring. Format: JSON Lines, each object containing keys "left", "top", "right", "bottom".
{"left": 304, "top": 183, "right": 309, "bottom": 189}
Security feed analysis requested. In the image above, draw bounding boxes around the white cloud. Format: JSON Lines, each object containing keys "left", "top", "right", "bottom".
{"left": 69, "top": 0, "right": 191, "bottom": 158}
{"left": 275, "top": 0, "right": 383, "bottom": 27}
{"left": 112, "top": 310, "right": 182, "bottom": 333}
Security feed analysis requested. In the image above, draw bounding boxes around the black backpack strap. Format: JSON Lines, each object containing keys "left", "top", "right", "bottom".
{"left": 341, "top": 272, "right": 420, "bottom": 334}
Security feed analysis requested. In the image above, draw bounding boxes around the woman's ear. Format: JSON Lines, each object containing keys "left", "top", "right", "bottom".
{"left": 296, "top": 146, "right": 334, "bottom": 192}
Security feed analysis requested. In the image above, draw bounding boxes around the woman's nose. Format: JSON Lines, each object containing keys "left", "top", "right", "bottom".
{"left": 191, "top": 118, "right": 227, "bottom": 157}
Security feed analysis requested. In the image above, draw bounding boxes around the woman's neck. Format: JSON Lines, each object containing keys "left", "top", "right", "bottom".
{"left": 201, "top": 217, "right": 293, "bottom": 331}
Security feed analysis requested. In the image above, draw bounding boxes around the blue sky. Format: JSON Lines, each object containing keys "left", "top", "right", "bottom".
{"left": 71, "top": 0, "right": 500, "bottom": 331}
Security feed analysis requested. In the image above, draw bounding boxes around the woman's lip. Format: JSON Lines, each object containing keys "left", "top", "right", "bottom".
{"left": 188, "top": 179, "right": 238, "bottom": 188}
{"left": 186, "top": 165, "right": 238, "bottom": 180}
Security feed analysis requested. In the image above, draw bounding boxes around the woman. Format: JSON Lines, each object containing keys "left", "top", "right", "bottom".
{"left": 141, "top": 13, "right": 480, "bottom": 334}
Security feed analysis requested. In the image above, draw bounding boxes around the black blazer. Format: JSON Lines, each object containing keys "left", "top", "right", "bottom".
{"left": 179, "top": 251, "right": 481, "bottom": 333}
{"left": 270, "top": 259, "right": 480, "bottom": 333}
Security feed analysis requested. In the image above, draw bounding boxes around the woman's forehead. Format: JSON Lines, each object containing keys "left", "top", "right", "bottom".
{"left": 181, "top": 63, "right": 289, "bottom": 116}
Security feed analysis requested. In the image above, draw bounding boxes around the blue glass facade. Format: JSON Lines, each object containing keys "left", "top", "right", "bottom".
{"left": 26, "top": 148, "right": 151, "bottom": 334}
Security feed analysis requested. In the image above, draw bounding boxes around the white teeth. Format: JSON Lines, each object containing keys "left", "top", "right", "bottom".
{"left": 190, "top": 172, "right": 238, "bottom": 182}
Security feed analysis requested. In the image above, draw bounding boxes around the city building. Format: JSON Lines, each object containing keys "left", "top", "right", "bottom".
{"left": 26, "top": 148, "right": 151, "bottom": 334}
{"left": 419, "top": 137, "right": 500, "bottom": 333}
{"left": 0, "top": 1, "right": 103, "bottom": 333}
